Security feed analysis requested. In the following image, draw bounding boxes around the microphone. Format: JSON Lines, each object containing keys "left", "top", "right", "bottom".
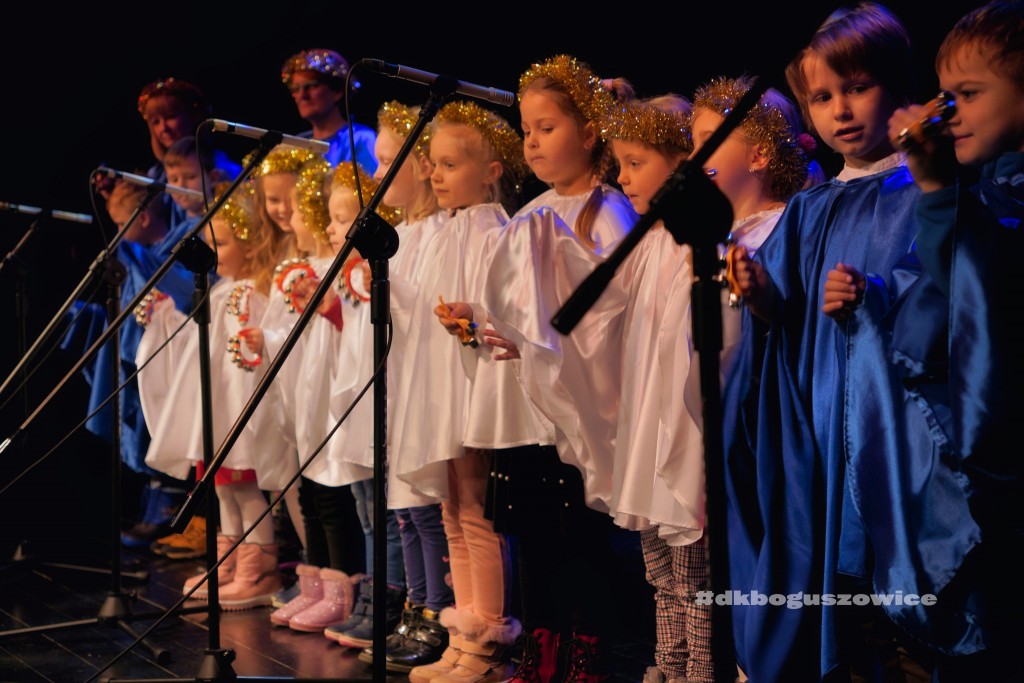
{"left": 96, "top": 167, "right": 204, "bottom": 199}
{"left": 210, "top": 119, "right": 330, "bottom": 154}
{"left": 363, "top": 59, "right": 516, "bottom": 107}
{"left": 1, "top": 201, "right": 93, "bottom": 224}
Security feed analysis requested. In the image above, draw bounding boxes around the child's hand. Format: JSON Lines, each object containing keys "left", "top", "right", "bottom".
{"left": 733, "top": 246, "right": 757, "bottom": 296}
{"left": 292, "top": 276, "right": 338, "bottom": 315}
{"left": 93, "top": 174, "right": 117, "bottom": 202}
{"left": 889, "top": 105, "right": 956, "bottom": 193}
{"left": 238, "top": 327, "right": 264, "bottom": 354}
{"left": 822, "top": 263, "right": 866, "bottom": 319}
{"left": 730, "top": 246, "right": 775, "bottom": 321}
{"left": 483, "top": 328, "right": 521, "bottom": 361}
{"left": 731, "top": 246, "right": 766, "bottom": 298}
{"left": 434, "top": 300, "right": 475, "bottom": 336}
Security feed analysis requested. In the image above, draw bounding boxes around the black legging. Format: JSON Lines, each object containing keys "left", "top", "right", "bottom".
{"left": 297, "top": 476, "right": 365, "bottom": 574}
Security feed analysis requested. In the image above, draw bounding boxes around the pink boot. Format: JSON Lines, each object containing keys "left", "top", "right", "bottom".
{"left": 270, "top": 564, "right": 323, "bottom": 626}
{"left": 288, "top": 568, "right": 357, "bottom": 632}
{"left": 218, "top": 543, "right": 282, "bottom": 611}
{"left": 182, "top": 534, "right": 238, "bottom": 600}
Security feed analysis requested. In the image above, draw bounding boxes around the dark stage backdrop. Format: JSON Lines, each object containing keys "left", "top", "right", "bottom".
{"left": 0, "top": 1, "right": 983, "bottom": 553}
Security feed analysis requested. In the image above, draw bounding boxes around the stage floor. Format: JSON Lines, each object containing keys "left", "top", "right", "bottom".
{"left": 1, "top": 540, "right": 654, "bottom": 682}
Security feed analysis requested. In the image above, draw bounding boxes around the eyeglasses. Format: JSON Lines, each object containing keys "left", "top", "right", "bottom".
{"left": 288, "top": 82, "right": 326, "bottom": 96}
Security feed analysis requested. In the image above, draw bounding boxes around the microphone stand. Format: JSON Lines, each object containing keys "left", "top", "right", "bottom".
{"left": 0, "top": 179, "right": 162, "bottom": 405}
{"left": 0, "top": 127, "right": 300, "bottom": 670}
{"left": 1, "top": 216, "right": 42, "bottom": 423}
{"left": 0, "top": 188, "right": 206, "bottom": 662}
{"left": 161, "top": 77, "right": 458, "bottom": 683}
{"left": 551, "top": 79, "right": 768, "bottom": 683}
{"left": 0, "top": 134, "right": 277, "bottom": 457}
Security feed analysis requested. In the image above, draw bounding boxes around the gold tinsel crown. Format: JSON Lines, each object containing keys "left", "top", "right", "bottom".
{"left": 212, "top": 182, "right": 258, "bottom": 242}
{"left": 693, "top": 76, "right": 810, "bottom": 200}
{"left": 296, "top": 155, "right": 333, "bottom": 244}
{"left": 434, "top": 100, "right": 527, "bottom": 186}
{"left": 246, "top": 146, "right": 320, "bottom": 178}
{"left": 518, "top": 55, "right": 616, "bottom": 127}
{"left": 603, "top": 98, "right": 693, "bottom": 153}
{"left": 377, "top": 100, "right": 431, "bottom": 159}
{"left": 331, "top": 162, "right": 401, "bottom": 227}
{"left": 281, "top": 49, "right": 349, "bottom": 85}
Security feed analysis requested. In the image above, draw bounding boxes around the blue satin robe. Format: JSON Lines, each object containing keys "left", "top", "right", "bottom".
{"left": 724, "top": 165, "right": 921, "bottom": 682}
{"left": 62, "top": 215, "right": 197, "bottom": 473}
{"left": 846, "top": 152, "right": 1024, "bottom": 660}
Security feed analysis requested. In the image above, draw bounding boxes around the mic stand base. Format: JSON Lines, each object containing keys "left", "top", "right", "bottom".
{"left": 0, "top": 253, "right": 205, "bottom": 664}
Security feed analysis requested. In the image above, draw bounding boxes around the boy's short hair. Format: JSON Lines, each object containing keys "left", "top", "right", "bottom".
{"left": 937, "top": 1, "right": 1024, "bottom": 91}
{"left": 163, "top": 136, "right": 215, "bottom": 172}
{"left": 785, "top": 2, "right": 913, "bottom": 129}
{"left": 106, "top": 180, "right": 165, "bottom": 224}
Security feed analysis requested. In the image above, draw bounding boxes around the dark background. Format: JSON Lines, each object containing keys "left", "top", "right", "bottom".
{"left": 0, "top": 1, "right": 983, "bottom": 556}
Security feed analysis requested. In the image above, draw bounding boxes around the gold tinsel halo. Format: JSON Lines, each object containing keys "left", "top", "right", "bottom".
{"left": 603, "top": 99, "right": 692, "bottom": 154}
{"left": 378, "top": 100, "right": 431, "bottom": 159}
{"left": 245, "top": 146, "right": 320, "bottom": 178}
{"left": 331, "top": 162, "right": 402, "bottom": 227}
{"left": 212, "top": 182, "right": 258, "bottom": 242}
{"left": 693, "top": 77, "right": 810, "bottom": 200}
{"left": 296, "top": 155, "right": 333, "bottom": 244}
{"left": 434, "top": 100, "right": 528, "bottom": 186}
{"left": 518, "top": 55, "right": 615, "bottom": 127}
{"left": 281, "top": 48, "right": 349, "bottom": 85}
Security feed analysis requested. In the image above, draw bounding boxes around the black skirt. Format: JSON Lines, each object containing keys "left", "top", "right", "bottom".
{"left": 485, "top": 444, "right": 590, "bottom": 536}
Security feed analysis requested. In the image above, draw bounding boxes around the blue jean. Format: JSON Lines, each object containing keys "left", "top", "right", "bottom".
{"left": 351, "top": 478, "right": 405, "bottom": 588}
{"left": 396, "top": 504, "right": 454, "bottom": 611}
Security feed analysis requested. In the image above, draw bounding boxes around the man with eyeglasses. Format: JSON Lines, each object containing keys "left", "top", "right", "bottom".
{"left": 281, "top": 48, "right": 378, "bottom": 172}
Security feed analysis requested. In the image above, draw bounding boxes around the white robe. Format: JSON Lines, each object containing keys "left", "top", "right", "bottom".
{"left": 387, "top": 203, "right": 508, "bottom": 503}
{"left": 384, "top": 211, "right": 450, "bottom": 509}
{"left": 138, "top": 277, "right": 289, "bottom": 488}
{"left": 482, "top": 207, "right": 783, "bottom": 546}
{"left": 461, "top": 186, "right": 638, "bottom": 450}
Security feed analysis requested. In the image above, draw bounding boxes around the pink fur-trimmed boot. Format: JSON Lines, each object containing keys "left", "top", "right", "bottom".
{"left": 218, "top": 542, "right": 282, "bottom": 611}
{"left": 182, "top": 534, "right": 239, "bottom": 600}
{"left": 270, "top": 563, "right": 323, "bottom": 626}
{"left": 287, "top": 568, "right": 358, "bottom": 632}
{"left": 411, "top": 607, "right": 520, "bottom": 683}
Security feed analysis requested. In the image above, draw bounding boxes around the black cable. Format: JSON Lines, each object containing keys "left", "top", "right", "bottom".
{"left": 346, "top": 63, "right": 363, "bottom": 209}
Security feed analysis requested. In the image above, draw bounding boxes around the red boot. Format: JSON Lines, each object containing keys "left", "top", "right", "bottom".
{"left": 562, "top": 634, "right": 608, "bottom": 683}
{"left": 511, "top": 628, "right": 560, "bottom": 683}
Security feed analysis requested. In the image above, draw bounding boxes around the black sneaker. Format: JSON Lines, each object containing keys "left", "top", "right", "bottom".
{"left": 358, "top": 602, "right": 423, "bottom": 664}
{"left": 384, "top": 606, "right": 449, "bottom": 673}
{"left": 334, "top": 583, "right": 405, "bottom": 649}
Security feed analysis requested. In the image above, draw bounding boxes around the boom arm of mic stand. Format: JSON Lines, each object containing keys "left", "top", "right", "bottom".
{"left": 0, "top": 216, "right": 42, "bottom": 277}
{"left": 0, "top": 136, "right": 283, "bottom": 455}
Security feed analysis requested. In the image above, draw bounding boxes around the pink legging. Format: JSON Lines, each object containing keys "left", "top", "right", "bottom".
{"left": 442, "top": 449, "right": 512, "bottom": 627}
